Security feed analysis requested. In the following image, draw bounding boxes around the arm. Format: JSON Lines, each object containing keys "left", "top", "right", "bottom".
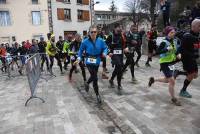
{"left": 78, "top": 42, "right": 85, "bottom": 61}
{"left": 105, "top": 35, "right": 113, "bottom": 53}
{"left": 102, "top": 40, "right": 108, "bottom": 57}
{"left": 155, "top": 42, "right": 168, "bottom": 55}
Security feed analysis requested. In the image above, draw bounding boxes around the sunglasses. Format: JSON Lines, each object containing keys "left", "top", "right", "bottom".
{"left": 90, "top": 31, "right": 97, "bottom": 34}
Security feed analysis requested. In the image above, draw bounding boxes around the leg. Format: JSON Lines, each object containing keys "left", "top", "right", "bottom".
{"left": 55, "top": 53, "right": 63, "bottom": 73}
{"left": 69, "top": 60, "right": 76, "bottom": 80}
{"left": 122, "top": 54, "right": 131, "bottom": 72}
{"left": 79, "top": 61, "right": 86, "bottom": 81}
{"left": 40, "top": 55, "right": 45, "bottom": 71}
{"left": 135, "top": 46, "right": 142, "bottom": 65}
{"left": 44, "top": 55, "right": 49, "bottom": 70}
{"left": 49, "top": 56, "right": 54, "bottom": 69}
{"left": 129, "top": 55, "right": 135, "bottom": 79}
{"left": 116, "top": 65, "right": 123, "bottom": 87}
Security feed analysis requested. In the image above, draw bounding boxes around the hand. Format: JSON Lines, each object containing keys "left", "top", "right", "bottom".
{"left": 73, "top": 57, "right": 80, "bottom": 66}
{"left": 124, "top": 47, "right": 129, "bottom": 53}
{"left": 177, "top": 54, "right": 181, "bottom": 60}
{"left": 109, "top": 53, "right": 113, "bottom": 57}
{"left": 73, "top": 60, "right": 79, "bottom": 66}
{"left": 167, "top": 46, "right": 173, "bottom": 51}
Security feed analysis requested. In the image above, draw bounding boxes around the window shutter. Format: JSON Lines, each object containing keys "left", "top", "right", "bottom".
{"left": 82, "top": 0, "right": 89, "bottom": 5}
{"left": 57, "top": 8, "right": 65, "bottom": 20}
{"left": 83, "top": 10, "right": 90, "bottom": 21}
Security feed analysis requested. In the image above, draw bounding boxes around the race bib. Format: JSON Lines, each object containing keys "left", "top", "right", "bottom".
{"left": 87, "top": 57, "right": 97, "bottom": 64}
{"left": 113, "top": 50, "right": 122, "bottom": 55}
{"left": 168, "top": 65, "right": 175, "bottom": 71}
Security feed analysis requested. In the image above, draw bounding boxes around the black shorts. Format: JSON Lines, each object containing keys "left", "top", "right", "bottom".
{"left": 111, "top": 55, "right": 123, "bottom": 66}
{"left": 160, "top": 64, "right": 174, "bottom": 78}
{"left": 182, "top": 59, "right": 198, "bottom": 74}
{"left": 148, "top": 40, "right": 157, "bottom": 53}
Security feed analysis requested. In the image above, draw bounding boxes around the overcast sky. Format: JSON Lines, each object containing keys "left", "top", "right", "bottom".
{"left": 94, "top": 0, "right": 127, "bottom": 12}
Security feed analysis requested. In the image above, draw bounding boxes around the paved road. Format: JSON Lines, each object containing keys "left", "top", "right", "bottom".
{"left": 0, "top": 56, "right": 200, "bottom": 134}
{"left": 72, "top": 56, "right": 200, "bottom": 134}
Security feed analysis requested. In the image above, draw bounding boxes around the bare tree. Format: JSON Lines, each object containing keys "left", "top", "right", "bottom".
{"left": 125, "top": 0, "right": 141, "bottom": 25}
{"left": 125, "top": 0, "right": 152, "bottom": 27}
{"left": 109, "top": 0, "right": 117, "bottom": 12}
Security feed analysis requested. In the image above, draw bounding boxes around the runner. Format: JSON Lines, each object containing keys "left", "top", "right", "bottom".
{"left": 179, "top": 19, "right": 200, "bottom": 98}
{"left": 75, "top": 25, "right": 108, "bottom": 104}
{"left": 145, "top": 24, "right": 158, "bottom": 67}
{"left": 148, "top": 26, "right": 182, "bottom": 106}
{"left": 46, "top": 34, "right": 63, "bottom": 75}
{"left": 106, "top": 23, "right": 126, "bottom": 95}
{"left": 122, "top": 25, "right": 140, "bottom": 83}
{"left": 68, "top": 33, "right": 86, "bottom": 82}
{"left": 38, "top": 37, "right": 49, "bottom": 71}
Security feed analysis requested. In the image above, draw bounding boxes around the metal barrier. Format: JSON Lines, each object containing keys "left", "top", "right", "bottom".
{"left": 25, "top": 53, "right": 45, "bottom": 106}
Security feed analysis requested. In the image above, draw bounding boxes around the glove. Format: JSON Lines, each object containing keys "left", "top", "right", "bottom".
{"left": 109, "top": 53, "right": 113, "bottom": 57}
{"left": 167, "top": 46, "right": 173, "bottom": 51}
{"left": 73, "top": 57, "right": 81, "bottom": 66}
{"left": 177, "top": 54, "right": 181, "bottom": 60}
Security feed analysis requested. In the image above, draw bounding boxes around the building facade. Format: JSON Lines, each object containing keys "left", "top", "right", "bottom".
{"left": 0, "top": 0, "right": 49, "bottom": 44}
{"left": 95, "top": 10, "right": 151, "bottom": 32}
{"left": 51, "top": 0, "right": 92, "bottom": 40}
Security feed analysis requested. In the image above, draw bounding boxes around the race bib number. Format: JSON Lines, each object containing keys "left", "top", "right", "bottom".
{"left": 87, "top": 58, "right": 97, "bottom": 64}
{"left": 113, "top": 50, "right": 122, "bottom": 55}
{"left": 168, "top": 65, "right": 175, "bottom": 71}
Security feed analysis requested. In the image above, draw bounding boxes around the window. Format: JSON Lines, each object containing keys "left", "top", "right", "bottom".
{"left": 77, "top": 0, "right": 82, "bottom": 4}
{"left": 32, "top": 11, "right": 41, "bottom": 25}
{"left": 0, "top": 11, "right": 11, "bottom": 26}
{"left": 102, "top": 14, "right": 106, "bottom": 19}
{"left": 0, "top": 0, "right": 6, "bottom": 4}
{"left": 107, "top": 15, "right": 110, "bottom": 20}
{"left": 97, "top": 15, "right": 101, "bottom": 20}
{"left": 33, "top": 35, "right": 43, "bottom": 41}
{"left": 77, "top": 10, "right": 83, "bottom": 20}
{"left": 77, "top": 0, "right": 89, "bottom": 5}
{"left": 64, "top": 0, "right": 70, "bottom": 2}
{"left": 77, "top": 10, "right": 90, "bottom": 21}
{"left": 32, "top": 0, "right": 38, "bottom": 4}
{"left": 56, "top": 0, "right": 70, "bottom": 3}
{"left": 64, "top": 9, "right": 71, "bottom": 20}
{"left": 57, "top": 8, "right": 71, "bottom": 20}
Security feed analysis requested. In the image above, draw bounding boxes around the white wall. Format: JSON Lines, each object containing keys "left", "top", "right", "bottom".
{"left": 0, "top": 0, "right": 49, "bottom": 44}
{"left": 51, "top": 0, "right": 91, "bottom": 40}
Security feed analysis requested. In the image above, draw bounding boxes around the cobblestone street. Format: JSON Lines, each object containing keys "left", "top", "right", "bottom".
{"left": 0, "top": 56, "right": 200, "bottom": 134}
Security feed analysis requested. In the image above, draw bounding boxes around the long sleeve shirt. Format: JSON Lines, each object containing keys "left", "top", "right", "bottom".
{"left": 78, "top": 37, "right": 108, "bottom": 66}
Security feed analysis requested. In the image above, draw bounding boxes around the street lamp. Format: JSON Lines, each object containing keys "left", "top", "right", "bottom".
{"left": 90, "top": 1, "right": 100, "bottom": 26}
